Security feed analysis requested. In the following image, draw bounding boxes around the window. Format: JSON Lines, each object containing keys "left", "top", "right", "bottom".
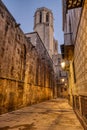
{"left": 59, "top": 70, "right": 61, "bottom": 76}
{"left": 58, "top": 58, "right": 61, "bottom": 64}
{"left": 73, "top": 61, "right": 76, "bottom": 83}
{"left": 39, "top": 12, "right": 42, "bottom": 23}
{"left": 46, "top": 13, "right": 49, "bottom": 22}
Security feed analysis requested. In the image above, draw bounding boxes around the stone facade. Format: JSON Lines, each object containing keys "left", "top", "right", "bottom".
{"left": 34, "top": 7, "right": 54, "bottom": 58}
{"left": 26, "top": 32, "right": 55, "bottom": 89}
{"left": 62, "top": 0, "right": 87, "bottom": 129}
{"left": 28, "top": 7, "right": 62, "bottom": 99}
{"left": 0, "top": 1, "right": 55, "bottom": 114}
{"left": 62, "top": 0, "right": 82, "bottom": 102}
{"left": 52, "top": 54, "right": 68, "bottom": 98}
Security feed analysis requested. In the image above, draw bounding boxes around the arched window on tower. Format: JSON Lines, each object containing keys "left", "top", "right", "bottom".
{"left": 39, "top": 12, "right": 42, "bottom": 23}
{"left": 46, "top": 13, "right": 49, "bottom": 22}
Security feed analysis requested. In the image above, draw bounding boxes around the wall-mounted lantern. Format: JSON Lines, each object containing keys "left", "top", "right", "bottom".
{"left": 61, "top": 61, "right": 70, "bottom": 71}
{"left": 61, "top": 61, "right": 66, "bottom": 69}
{"left": 61, "top": 78, "right": 65, "bottom": 82}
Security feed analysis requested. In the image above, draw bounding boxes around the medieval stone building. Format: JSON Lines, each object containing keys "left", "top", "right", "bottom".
{"left": 61, "top": 0, "right": 87, "bottom": 129}
{"left": 0, "top": 0, "right": 68, "bottom": 115}
{"left": 26, "top": 7, "right": 68, "bottom": 99}
{"left": 52, "top": 54, "right": 68, "bottom": 98}
{"left": 33, "top": 7, "right": 54, "bottom": 58}
{"left": 0, "top": 1, "right": 56, "bottom": 114}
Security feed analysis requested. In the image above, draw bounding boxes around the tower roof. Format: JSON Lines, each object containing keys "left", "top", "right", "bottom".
{"left": 34, "top": 7, "right": 53, "bottom": 16}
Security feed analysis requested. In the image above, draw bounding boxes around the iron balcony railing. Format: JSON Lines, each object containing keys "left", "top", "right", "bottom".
{"left": 81, "top": 96, "right": 87, "bottom": 122}
{"left": 64, "top": 33, "right": 73, "bottom": 45}
{"left": 61, "top": 33, "right": 74, "bottom": 60}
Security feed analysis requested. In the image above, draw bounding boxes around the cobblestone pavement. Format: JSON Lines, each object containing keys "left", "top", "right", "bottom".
{"left": 0, "top": 98, "right": 83, "bottom": 130}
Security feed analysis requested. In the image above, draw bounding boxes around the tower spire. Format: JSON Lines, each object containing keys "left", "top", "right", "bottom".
{"left": 34, "top": 7, "right": 54, "bottom": 58}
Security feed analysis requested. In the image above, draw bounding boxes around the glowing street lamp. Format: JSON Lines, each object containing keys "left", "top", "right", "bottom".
{"left": 61, "top": 61, "right": 65, "bottom": 69}
{"left": 61, "top": 78, "right": 65, "bottom": 82}
{"left": 61, "top": 61, "right": 70, "bottom": 71}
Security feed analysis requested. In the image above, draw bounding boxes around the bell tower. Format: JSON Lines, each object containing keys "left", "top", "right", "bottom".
{"left": 34, "top": 7, "right": 54, "bottom": 58}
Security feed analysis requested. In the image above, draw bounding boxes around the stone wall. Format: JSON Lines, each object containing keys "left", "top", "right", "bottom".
{"left": 0, "top": 1, "right": 55, "bottom": 114}
{"left": 62, "top": 0, "right": 87, "bottom": 128}
{"left": 74, "top": 0, "right": 87, "bottom": 95}
{"left": 73, "top": 3, "right": 87, "bottom": 127}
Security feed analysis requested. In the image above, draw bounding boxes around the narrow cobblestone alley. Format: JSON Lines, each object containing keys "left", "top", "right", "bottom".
{"left": 0, "top": 99, "right": 83, "bottom": 130}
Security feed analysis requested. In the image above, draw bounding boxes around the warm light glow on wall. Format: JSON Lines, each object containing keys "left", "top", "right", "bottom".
{"left": 65, "top": 83, "right": 67, "bottom": 86}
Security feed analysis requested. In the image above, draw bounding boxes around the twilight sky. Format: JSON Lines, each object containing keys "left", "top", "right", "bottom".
{"left": 2, "top": 0, "right": 64, "bottom": 53}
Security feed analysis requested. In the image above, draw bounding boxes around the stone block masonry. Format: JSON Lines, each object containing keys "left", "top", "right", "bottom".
{"left": 0, "top": 1, "right": 55, "bottom": 114}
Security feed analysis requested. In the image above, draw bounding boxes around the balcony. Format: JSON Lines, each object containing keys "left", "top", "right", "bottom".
{"left": 64, "top": 33, "right": 73, "bottom": 45}
{"left": 61, "top": 44, "right": 65, "bottom": 59}
{"left": 61, "top": 33, "right": 74, "bottom": 60}
{"left": 66, "top": 0, "right": 84, "bottom": 10}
